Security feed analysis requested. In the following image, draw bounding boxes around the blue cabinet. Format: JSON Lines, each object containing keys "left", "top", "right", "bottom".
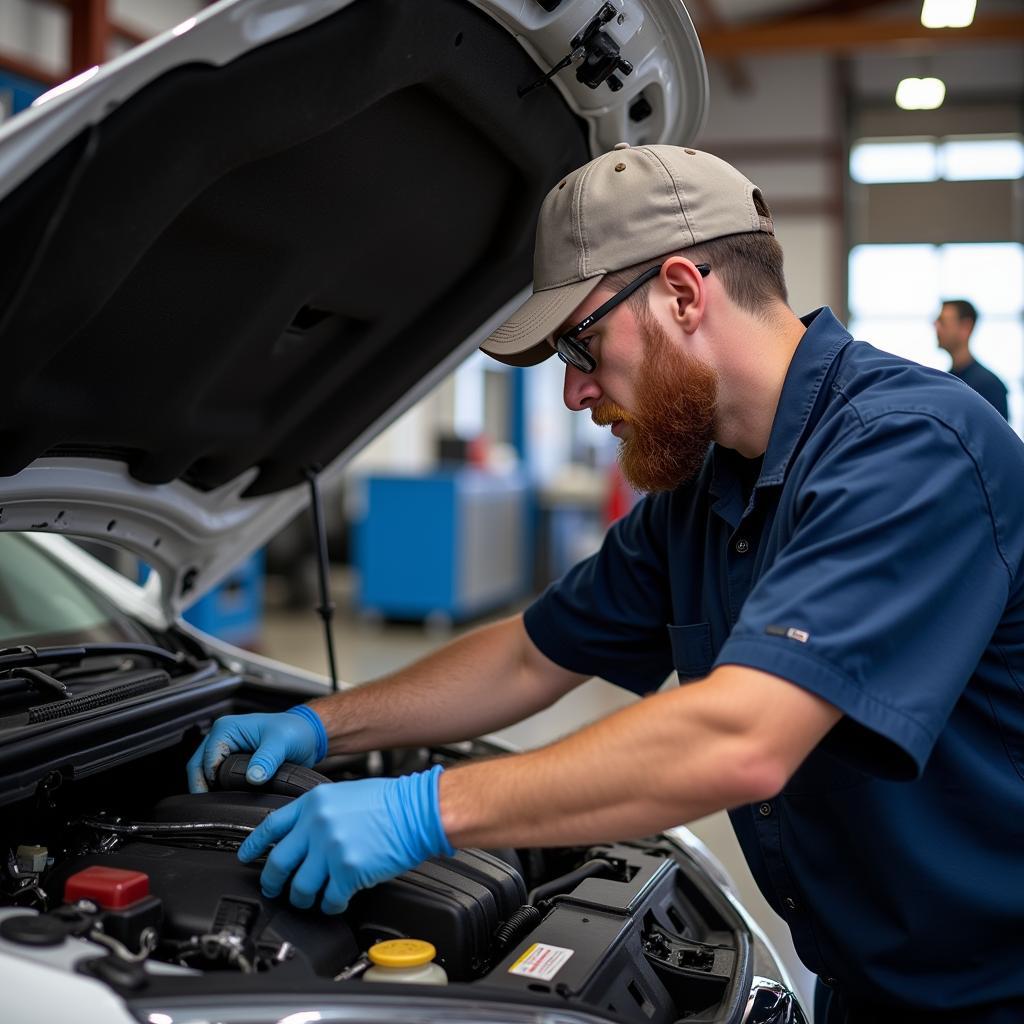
{"left": 355, "top": 471, "right": 530, "bottom": 623}
{"left": 181, "top": 550, "right": 265, "bottom": 648}
{"left": 139, "top": 551, "right": 265, "bottom": 647}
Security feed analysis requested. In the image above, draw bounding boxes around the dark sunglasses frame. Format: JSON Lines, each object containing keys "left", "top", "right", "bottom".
{"left": 554, "top": 262, "right": 711, "bottom": 374}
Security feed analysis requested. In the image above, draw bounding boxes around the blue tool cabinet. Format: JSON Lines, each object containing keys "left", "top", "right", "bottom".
{"left": 355, "top": 470, "right": 530, "bottom": 624}
{"left": 141, "top": 551, "right": 265, "bottom": 648}
{"left": 182, "top": 549, "right": 265, "bottom": 647}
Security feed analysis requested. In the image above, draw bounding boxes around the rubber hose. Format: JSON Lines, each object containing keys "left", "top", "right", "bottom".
{"left": 526, "top": 857, "right": 616, "bottom": 906}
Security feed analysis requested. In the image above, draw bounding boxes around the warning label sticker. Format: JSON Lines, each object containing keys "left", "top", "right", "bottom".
{"left": 508, "top": 942, "right": 574, "bottom": 982}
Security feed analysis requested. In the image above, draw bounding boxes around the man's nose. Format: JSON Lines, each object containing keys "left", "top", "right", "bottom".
{"left": 563, "top": 362, "right": 602, "bottom": 411}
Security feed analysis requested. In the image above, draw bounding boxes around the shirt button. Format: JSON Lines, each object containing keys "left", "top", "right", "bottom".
{"left": 783, "top": 896, "right": 797, "bottom": 910}
{"left": 734, "top": 538, "right": 750, "bottom": 554}
{"left": 822, "top": 977, "right": 837, "bottom": 987}
{"left": 758, "top": 802, "right": 772, "bottom": 817}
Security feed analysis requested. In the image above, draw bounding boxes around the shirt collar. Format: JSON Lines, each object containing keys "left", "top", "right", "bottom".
{"left": 758, "top": 306, "right": 852, "bottom": 485}
{"left": 709, "top": 307, "right": 852, "bottom": 507}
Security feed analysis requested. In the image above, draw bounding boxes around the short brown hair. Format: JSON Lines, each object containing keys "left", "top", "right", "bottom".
{"left": 602, "top": 194, "right": 788, "bottom": 320}
{"left": 942, "top": 299, "right": 978, "bottom": 326}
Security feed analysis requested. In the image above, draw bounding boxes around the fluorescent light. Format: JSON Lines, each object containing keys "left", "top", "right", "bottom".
{"left": 920, "top": 0, "right": 976, "bottom": 29}
{"left": 895, "top": 77, "right": 946, "bottom": 111}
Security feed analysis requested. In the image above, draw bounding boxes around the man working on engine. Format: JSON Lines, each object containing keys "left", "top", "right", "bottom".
{"left": 189, "top": 145, "right": 1024, "bottom": 1022}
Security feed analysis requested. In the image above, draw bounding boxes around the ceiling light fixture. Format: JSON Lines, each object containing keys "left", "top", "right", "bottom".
{"left": 920, "top": 0, "right": 977, "bottom": 29}
{"left": 896, "top": 77, "right": 947, "bottom": 110}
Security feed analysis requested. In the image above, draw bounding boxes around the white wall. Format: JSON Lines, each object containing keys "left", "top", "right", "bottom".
{"left": 346, "top": 389, "right": 445, "bottom": 476}
{"left": 699, "top": 53, "right": 837, "bottom": 143}
{"left": 697, "top": 55, "right": 844, "bottom": 317}
{"left": 776, "top": 218, "right": 841, "bottom": 318}
{"left": 0, "top": 0, "right": 66, "bottom": 79}
{"left": 110, "top": 0, "right": 203, "bottom": 36}
{"left": 854, "top": 43, "right": 1024, "bottom": 101}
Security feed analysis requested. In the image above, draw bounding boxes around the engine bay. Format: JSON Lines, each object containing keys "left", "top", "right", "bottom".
{"left": 0, "top": 677, "right": 759, "bottom": 1024}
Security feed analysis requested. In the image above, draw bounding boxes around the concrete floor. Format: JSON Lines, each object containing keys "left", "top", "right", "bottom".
{"left": 260, "top": 571, "right": 817, "bottom": 1013}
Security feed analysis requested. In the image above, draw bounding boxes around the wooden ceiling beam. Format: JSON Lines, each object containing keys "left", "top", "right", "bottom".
{"left": 699, "top": 13, "right": 1024, "bottom": 58}
{"left": 753, "top": 0, "right": 899, "bottom": 22}
{"left": 68, "top": 0, "right": 108, "bottom": 74}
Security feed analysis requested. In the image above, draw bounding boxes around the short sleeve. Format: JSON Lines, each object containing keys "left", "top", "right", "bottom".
{"left": 524, "top": 492, "right": 675, "bottom": 694}
{"left": 716, "top": 411, "right": 1011, "bottom": 780}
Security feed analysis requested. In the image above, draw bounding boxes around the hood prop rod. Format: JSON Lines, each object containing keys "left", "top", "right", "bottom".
{"left": 304, "top": 467, "right": 339, "bottom": 692}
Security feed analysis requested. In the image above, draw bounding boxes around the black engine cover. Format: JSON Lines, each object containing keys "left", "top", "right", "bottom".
{"left": 348, "top": 848, "right": 527, "bottom": 980}
{"left": 51, "top": 841, "right": 359, "bottom": 978}
{"left": 53, "top": 788, "right": 527, "bottom": 980}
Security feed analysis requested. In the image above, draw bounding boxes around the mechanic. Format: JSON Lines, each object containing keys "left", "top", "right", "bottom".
{"left": 934, "top": 298, "right": 1009, "bottom": 419}
{"left": 189, "top": 145, "right": 1024, "bottom": 1023}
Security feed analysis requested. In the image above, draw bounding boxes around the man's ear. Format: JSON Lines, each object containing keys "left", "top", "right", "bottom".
{"left": 660, "top": 257, "right": 707, "bottom": 334}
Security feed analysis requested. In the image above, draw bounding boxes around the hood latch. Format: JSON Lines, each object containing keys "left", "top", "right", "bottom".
{"left": 519, "top": 3, "right": 634, "bottom": 98}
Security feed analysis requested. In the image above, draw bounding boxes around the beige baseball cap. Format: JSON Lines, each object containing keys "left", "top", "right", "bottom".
{"left": 481, "top": 144, "right": 773, "bottom": 367}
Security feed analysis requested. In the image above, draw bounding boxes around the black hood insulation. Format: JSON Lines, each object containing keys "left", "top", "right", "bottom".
{"left": 0, "top": 0, "right": 589, "bottom": 496}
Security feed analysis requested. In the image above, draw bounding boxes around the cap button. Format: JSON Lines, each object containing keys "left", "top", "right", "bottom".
{"left": 613, "top": 142, "right": 631, "bottom": 151}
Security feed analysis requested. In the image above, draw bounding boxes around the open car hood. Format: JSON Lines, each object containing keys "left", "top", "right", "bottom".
{"left": 0, "top": 0, "right": 707, "bottom": 619}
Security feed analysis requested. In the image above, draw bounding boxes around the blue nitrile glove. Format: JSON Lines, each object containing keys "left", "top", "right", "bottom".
{"left": 186, "top": 706, "right": 328, "bottom": 793}
{"left": 237, "top": 763, "right": 452, "bottom": 914}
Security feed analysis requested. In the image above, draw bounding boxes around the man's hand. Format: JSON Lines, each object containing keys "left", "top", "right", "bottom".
{"left": 237, "top": 764, "right": 452, "bottom": 913}
{"left": 187, "top": 707, "right": 328, "bottom": 793}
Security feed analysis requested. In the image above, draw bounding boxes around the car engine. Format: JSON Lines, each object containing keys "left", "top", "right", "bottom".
{"left": 0, "top": 700, "right": 793, "bottom": 1023}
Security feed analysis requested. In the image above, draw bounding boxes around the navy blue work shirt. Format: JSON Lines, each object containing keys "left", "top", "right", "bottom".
{"left": 524, "top": 308, "right": 1024, "bottom": 1020}
{"left": 952, "top": 357, "right": 1009, "bottom": 420}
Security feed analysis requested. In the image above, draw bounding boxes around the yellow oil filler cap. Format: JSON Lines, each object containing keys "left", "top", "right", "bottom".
{"left": 368, "top": 939, "right": 437, "bottom": 968}
{"left": 364, "top": 939, "right": 448, "bottom": 985}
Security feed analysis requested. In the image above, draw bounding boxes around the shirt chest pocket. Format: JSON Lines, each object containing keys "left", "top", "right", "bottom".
{"left": 667, "top": 622, "right": 714, "bottom": 681}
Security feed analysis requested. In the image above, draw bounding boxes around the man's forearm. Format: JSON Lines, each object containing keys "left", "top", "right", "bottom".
{"left": 306, "top": 615, "right": 586, "bottom": 755}
{"left": 438, "top": 665, "right": 842, "bottom": 849}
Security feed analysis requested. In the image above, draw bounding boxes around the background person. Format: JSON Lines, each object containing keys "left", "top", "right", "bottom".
{"left": 190, "top": 145, "right": 1024, "bottom": 1023}
{"left": 934, "top": 298, "right": 1008, "bottom": 419}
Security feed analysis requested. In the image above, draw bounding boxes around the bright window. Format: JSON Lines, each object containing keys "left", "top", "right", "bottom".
{"left": 850, "top": 140, "right": 938, "bottom": 184}
{"left": 849, "top": 243, "right": 1024, "bottom": 434}
{"left": 939, "top": 244, "right": 1024, "bottom": 315}
{"left": 941, "top": 137, "right": 1024, "bottom": 181}
{"left": 849, "top": 245, "right": 939, "bottom": 317}
{"left": 850, "top": 135, "right": 1024, "bottom": 185}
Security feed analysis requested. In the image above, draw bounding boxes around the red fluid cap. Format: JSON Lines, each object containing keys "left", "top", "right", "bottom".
{"left": 64, "top": 866, "right": 150, "bottom": 909}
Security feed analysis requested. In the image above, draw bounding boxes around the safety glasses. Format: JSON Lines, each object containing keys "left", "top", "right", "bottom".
{"left": 554, "top": 262, "right": 711, "bottom": 374}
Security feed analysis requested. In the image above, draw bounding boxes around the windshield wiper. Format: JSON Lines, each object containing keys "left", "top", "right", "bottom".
{"left": 0, "top": 642, "right": 193, "bottom": 672}
{"left": 0, "top": 667, "right": 172, "bottom": 730}
{"left": 0, "top": 665, "right": 68, "bottom": 699}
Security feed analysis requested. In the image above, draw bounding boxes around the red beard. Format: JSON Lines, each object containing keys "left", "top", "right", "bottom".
{"left": 592, "top": 315, "right": 718, "bottom": 493}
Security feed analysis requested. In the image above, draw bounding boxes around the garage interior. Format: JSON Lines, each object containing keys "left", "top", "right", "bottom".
{"left": 1, "top": 0, "right": 1022, "bottom": 1016}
